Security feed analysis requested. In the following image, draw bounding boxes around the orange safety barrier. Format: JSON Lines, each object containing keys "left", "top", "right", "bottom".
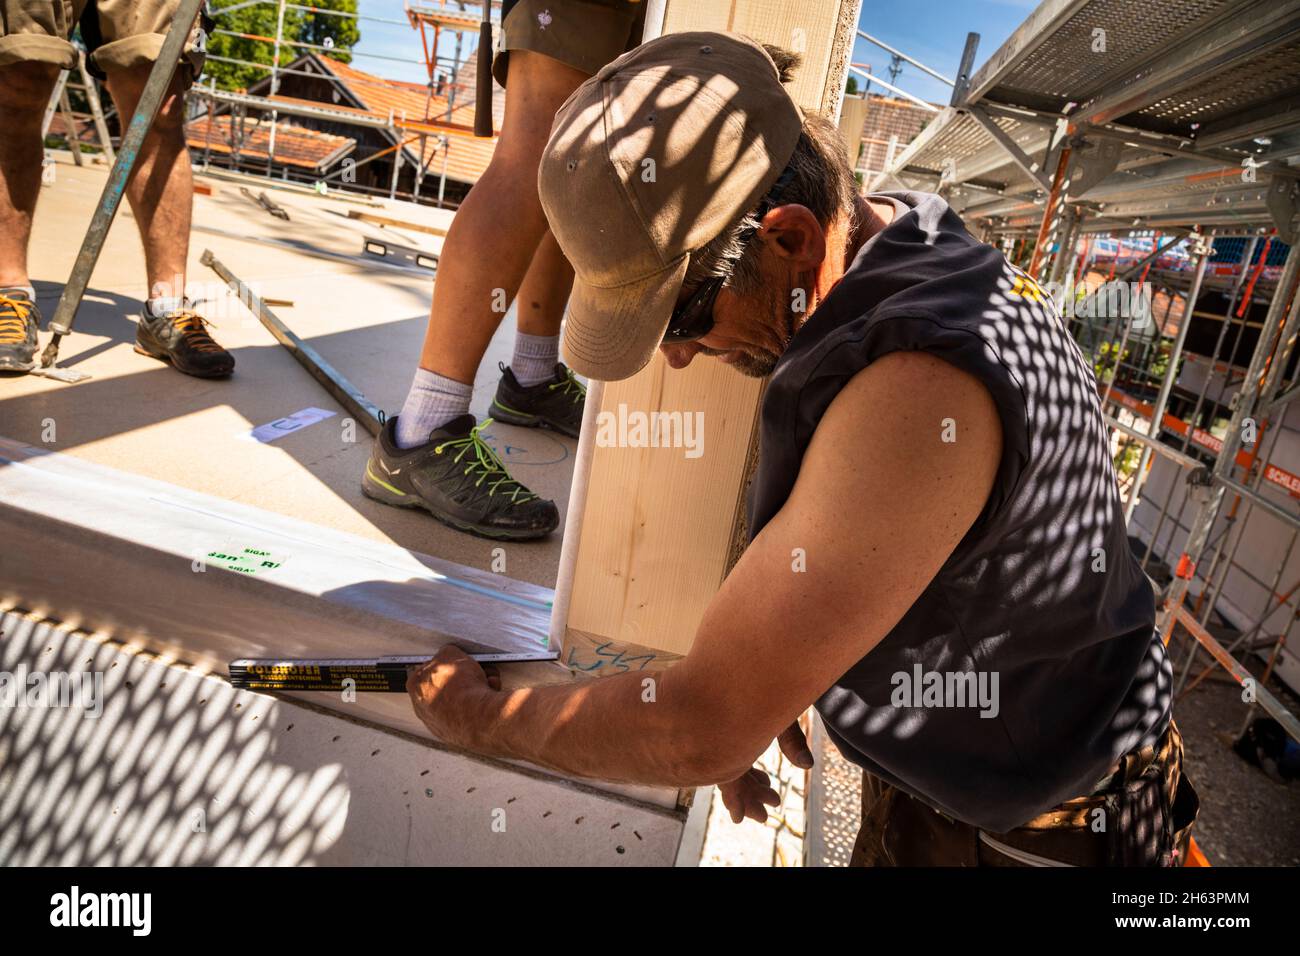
{"left": 1103, "top": 384, "right": 1300, "bottom": 498}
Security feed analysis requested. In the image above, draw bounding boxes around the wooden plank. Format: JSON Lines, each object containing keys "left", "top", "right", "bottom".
{"left": 346, "top": 208, "right": 449, "bottom": 237}
{"left": 661, "top": 0, "right": 858, "bottom": 114}
{"left": 554, "top": 0, "right": 862, "bottom": 663}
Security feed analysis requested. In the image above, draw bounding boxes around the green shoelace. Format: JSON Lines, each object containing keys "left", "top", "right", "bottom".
{"left": 548, "top": 366, "right": 587, "bottom": 404}
{"left": 434, "top": 419, "right": 538, "bottom": 503}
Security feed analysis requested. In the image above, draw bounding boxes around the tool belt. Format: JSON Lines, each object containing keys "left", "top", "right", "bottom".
{"left": 850, "top": 721, "right": 1200, "bottom": 866}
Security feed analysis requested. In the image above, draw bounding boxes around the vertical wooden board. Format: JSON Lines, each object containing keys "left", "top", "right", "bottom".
{"left": 662, "top": 0, "right": 844, "bottom": 113}
{"left": 566, "top": 358, "right": 765, "bottom": 655}
{"left": 558, "top": 0, "right": 861, "bottom": 662}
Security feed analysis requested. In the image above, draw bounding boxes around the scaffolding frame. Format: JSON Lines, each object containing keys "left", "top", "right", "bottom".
{"left": 1066, "top": 228, "right": 1300, "bottom": 741}
{"left": 197, "top": 0, "right": 493, "bottom": 204}
{"left": 874, "top": 0, "right": 1300, "bottom": 742}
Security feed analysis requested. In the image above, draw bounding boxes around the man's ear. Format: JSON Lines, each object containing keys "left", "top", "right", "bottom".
{"left": 758, "top": 204, "right": 826, "bottom": 270}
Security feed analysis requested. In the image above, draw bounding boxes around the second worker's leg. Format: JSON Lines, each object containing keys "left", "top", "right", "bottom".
{"left": 0, "top": 63, "right": 59, "bottom": 372}
{"left": 365, "top": 51, "right": 590, "bottom": 541}
{"left": 104, "top": 64, "right": 233, "bottom": 378}
{"left": 489, "top": 229, "right": 587, "bottom": 438}
{"left": 394, "top": 50, "right": 588, "bottom": 448}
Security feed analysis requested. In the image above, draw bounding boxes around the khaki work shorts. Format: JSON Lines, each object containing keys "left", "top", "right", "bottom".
{"left": 0, "top": 0, "right": 208, "bottom": 81}
{"left": 492, "top": 0, "right": 646, "bottom": 86}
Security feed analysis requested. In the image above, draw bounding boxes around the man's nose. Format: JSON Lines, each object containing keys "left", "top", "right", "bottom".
{"left": 659, "top": 340, "right": 702, "bottom": 369}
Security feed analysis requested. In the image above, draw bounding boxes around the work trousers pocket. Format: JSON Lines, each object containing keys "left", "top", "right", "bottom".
{"left": 1106, "top": 760, "right": 1199, "bottom": 866}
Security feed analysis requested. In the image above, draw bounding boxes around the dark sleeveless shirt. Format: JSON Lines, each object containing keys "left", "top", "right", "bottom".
{"left": 747, "top": 191, "right": 1171, "bottom": 832}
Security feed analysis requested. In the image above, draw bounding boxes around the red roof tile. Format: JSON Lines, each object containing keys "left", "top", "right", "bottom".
{"left": 186, "top": 115, "right": 355, "bottom": 171}
{"left": 45, "top": 112, "right": 96, "bottom": 145}
{"left": 309, "top": 55, "right": 504, "bottom": 186}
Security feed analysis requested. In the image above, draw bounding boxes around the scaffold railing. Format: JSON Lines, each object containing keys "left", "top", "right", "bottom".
{"left": 190, "top": 0, "right": 497, "bottom": 204}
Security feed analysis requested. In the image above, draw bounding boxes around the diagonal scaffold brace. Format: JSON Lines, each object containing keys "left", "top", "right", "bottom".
{"left": 38, "top": 0, "right": 208, "bottom": 374}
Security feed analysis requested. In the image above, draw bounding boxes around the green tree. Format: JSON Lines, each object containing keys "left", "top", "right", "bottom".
{"left": 205, "top": 0, "right": 359, "bottom": 92}
{"left": 299, "top": 1, "right": 359, "bottom": 59}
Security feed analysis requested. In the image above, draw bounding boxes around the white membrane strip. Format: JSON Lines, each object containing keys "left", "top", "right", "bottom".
{"left": 0, "top": 436, "right": 551, "bottom": 655}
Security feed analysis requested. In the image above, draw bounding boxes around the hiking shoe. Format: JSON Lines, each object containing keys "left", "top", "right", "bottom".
{"left": 489, "top": 362, "right": 586, "bottom": 438}
{"left": 361, "top": 413, "right": 560, "bottom": 540}
{"left": 135, "top": 303, "right": 235, "bottom": 378}
{"left": 0, "top": 290, "right": 40, "bottom": 372}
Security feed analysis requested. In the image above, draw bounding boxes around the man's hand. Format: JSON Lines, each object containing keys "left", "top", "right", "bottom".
{"left": 406, "top": 646, "right": 501, "bottom": 748}
{"left": 717, "top": 722, "right": 814, "bottom": 824}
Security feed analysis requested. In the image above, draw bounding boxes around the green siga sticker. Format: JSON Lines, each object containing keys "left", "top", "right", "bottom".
{"left": 205, "top": 546, "right": 287, "bottom": 575}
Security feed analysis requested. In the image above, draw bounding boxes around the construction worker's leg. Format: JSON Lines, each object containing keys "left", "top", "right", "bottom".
{"left": 363, "top": 3, "right": 642, "bottom": 537}
{"left": 515, "top": 231, "right": 574, "bottom": 338}
{"left": 396, "top": 50, "right": 588, "bottom": 447}
{"left": 80, "top": 4, "right": 230, "bottom": 377}
{"left": 507, "top": 228, "right": 576, "bottom": 385}
{"left": 0, "top": 62, "right": 60, "bottom": 290}
{"left": 0, "top": 4, "right": 86, "bottom": 369}
{"left": 101, "top": 62, "right": 232, "bottom": 379}
{"left": 0, "top": 62, "right": 59, "bottom": 370}
{"left": 487, "top": 0, "right": 644, "bottom": 399}
{"left": 102, "top": 66, "right": 192, "bottom": 305}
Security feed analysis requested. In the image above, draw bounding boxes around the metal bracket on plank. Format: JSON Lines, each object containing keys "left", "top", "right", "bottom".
{"left": 1267, "top": 174, "right": 1299, "bottom": 245}
{"left": 1066, "top": 133, "right": 1122, "bottom": 198}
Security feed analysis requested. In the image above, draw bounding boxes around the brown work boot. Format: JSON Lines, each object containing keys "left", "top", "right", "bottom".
{"left": 0, "top": 289, "right": 40, "bottom": 373}
{"left": 135, "top": 302, "right": 235, "bottom": 378}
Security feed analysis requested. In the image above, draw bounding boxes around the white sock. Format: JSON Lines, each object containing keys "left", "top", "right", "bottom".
{"left": 395, "top": 367, "right": 473, "bottom": 448}
{"left": 511, "top": 332, "right": 559, "bottom": 387}
{"left": 148, "top": 296, "right": 185, "bottom": 317}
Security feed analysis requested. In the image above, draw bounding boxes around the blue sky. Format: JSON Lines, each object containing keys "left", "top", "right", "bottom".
{"left": 849, "top": 0, "right": 1038, "bottom": 104}
{"left": 348, "top": 0, "right": 1039, "bottom": 102}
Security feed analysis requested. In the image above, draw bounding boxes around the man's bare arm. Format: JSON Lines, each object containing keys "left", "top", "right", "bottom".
{"left": 409, "top": 350, "right": 1003, "bottom": 786}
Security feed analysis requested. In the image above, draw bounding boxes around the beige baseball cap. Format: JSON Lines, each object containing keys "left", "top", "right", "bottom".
{"left": 539, "top": 31, "right": 803, "bottom": 381}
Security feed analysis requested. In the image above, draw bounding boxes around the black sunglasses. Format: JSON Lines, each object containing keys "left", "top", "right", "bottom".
{"left": 661, "top": 165, "right": 796, "bottom": 345}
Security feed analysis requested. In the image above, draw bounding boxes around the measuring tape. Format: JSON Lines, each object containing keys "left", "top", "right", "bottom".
{"left": 229, "top": 651, "right": 558, "bottom": 693}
